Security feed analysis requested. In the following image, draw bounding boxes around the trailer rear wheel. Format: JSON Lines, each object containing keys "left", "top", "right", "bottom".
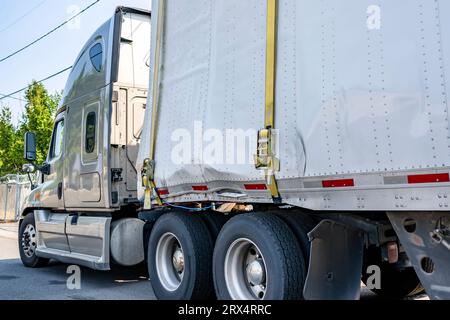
{"left": 18, "top": 213, "right": 49, "bottom": 268}
{"left": 200, "top": 212, "right": 229, "bottom": 242}
{"left": 148, "top": 212, "right": 214, "bottom": 300}
{"left": 362, "top": 246, "right": 425, "bottom": 299}
{"left": 274, "top": 211, "right": 316, "bottom": 265}
{"left": 213, "top": 213, "right": 306, "bottom": 300}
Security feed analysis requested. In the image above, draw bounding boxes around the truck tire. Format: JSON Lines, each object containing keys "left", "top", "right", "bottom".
{"left": 213, "top": 213, "right": 306, "bottom": 300}
{"left": 200, "top": 212, "right": 229, "bottom": 242}
{"left": 362, "top": 246, "right": 425, "bottom": 299}
{"left": 18, "top": 213, "right": 49, "bottom": 268}
{"left": 143, "top": 221, "right": 155, "bottom": 263}
{"left": 274, "top": 211, "right": 316, "bottom": 265}
{"left": 148, "top": 212, "right": 214, "bottom": 300}
{"left": 140, "top": 210, "right": 164, "bottom": 264}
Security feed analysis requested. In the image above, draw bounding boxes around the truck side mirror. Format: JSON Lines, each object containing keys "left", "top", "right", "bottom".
{"left": 24, "top": 132, "right": 37, "bottom": 162}
{"left": 22, "top": 163, "right": 36, "bottom": 174}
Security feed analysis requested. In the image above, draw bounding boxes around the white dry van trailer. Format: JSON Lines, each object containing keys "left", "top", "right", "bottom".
{"left": 18, "top": 1, "right": 450, "bottom": 300}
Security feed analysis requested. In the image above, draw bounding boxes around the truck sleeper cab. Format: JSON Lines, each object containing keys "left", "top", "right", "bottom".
{"left": 20, "top": 7, "right": 151, "bottom": 270}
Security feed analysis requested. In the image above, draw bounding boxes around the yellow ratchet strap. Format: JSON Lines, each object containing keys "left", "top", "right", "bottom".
{"left": 255, "top": 0, "right": 281, "bottom": 202}
{"left": 143, "top": 0, "right": 166, "bottom": 209}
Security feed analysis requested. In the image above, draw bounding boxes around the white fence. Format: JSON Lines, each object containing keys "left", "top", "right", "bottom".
{"left": 0, "top": 175, "right": 32, "bottom": 222}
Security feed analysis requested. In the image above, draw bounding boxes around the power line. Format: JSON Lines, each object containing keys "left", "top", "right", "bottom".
{"left": 0, "top": 0, "right": 100, "bottom": 64}
{"left": 0, "top": 93, "right": 27, "bottom": 103}
{"left": 0, "top": 66, "right": 72, "bottom": 102}
{"left": 0, "top": 0, "right": 47, "bottom": 34}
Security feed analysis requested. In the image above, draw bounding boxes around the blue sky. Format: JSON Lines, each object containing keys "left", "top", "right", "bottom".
{"left": 0, "top": 0, "right": 151, "bottom": 125}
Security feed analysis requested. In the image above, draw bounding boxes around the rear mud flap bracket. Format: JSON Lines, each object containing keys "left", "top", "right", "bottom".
{"left": 303, "top": 220, "right": 364, "bottom": 300}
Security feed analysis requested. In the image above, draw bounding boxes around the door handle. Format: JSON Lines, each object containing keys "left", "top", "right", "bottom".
{"left": 57, "top": 182, "right": 63, "bottom": 200}
{"left": 70, "top": 214, "right": 79, "bottom": 225}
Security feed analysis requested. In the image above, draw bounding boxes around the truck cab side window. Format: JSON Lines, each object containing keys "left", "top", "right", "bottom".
{"left": 50, "top": 120, "right": 65, "bottom": 159}
{"left": 89, "top": 43, "right": 103, "bottom": 72}
{"left": 85, "top": 112, "right": 96, "bottom": 154}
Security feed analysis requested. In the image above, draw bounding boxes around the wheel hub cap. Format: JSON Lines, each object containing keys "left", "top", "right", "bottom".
{"left": 246, "top": 259, "right": 265, "bottom": 286}
{"left": 172, "top": 247, "right": 185, "bottom": 274}
{"left": 21, "top": 224, "right": 37, "bottom": 258}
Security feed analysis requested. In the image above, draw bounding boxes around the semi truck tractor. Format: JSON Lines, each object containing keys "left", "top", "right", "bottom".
{"left": 18, "top": 1, "right": 450, "bottom": 300}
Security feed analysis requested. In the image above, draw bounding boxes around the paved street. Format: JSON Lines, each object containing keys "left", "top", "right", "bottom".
{"left": 0, "top": 222, "right": 428, "bottom": 300}
{"left": 0, "top": 223, "right": 156, "bottom": 300}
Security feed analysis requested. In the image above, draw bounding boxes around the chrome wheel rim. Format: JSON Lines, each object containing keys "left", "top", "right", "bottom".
{"left": 155, "top": 233, "right": 185, "bottom": 292}
{"left": 224, "top": 238, "right": 267, "bottom": 300}
{"left": 21, "top": 224, "right": 37, "bottom": 258}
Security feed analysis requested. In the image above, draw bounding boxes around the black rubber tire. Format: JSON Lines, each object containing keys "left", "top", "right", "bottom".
{"left": 143, "top": 221, "right": 155, "bottom": 263}
{"left": 148, "top": 212, "right": 215, "bottom": 300}
{"left": 200, "top": 212, "right": 229, "bottom": 242}
{"left": 274, "top": 211, "right": 316, "bottom": 265}
{"left": 213, "top": 213, "right": 307, "bottom": 300}
{"left": 141, "top": 210, "right": 164, "bottom": 264}
{"left": 361, "top": 246, "right": 425, "bottom": 299}
{"left": 18, "top": 213, "right": 49, "bottom": 268}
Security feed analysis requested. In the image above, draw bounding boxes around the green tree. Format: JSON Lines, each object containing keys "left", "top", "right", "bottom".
{"left": 0, "top": 106, "right": 16, "bottom": 176}
{"left": 0, "top": 81, "right": 62, "bottom": 176}
{"left": 19, "top": 81, "right": 61, "bottom": 165}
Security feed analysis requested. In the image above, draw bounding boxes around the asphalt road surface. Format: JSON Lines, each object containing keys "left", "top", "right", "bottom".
{"left": 0, "top": 223, "right": 155, "bottom": 300}
{"left": 0, "top": 222, "right": 428, "bottom": 300}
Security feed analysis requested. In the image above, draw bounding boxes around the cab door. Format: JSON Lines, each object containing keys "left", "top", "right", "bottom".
{"left": 40, "top": 113, "right": 65, "bottom": 209}
{"left": 35, "top": 113, "right": 70, "bottom": 252}
{"left": 63, "top": 36, "right": 109, "bottom": 209}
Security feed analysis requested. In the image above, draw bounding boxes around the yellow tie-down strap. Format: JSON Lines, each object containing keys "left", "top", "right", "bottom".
{"left": 143, "top": 0, "right": 166, "bottom": 210}
{"left": 255, "top": 0, "right": 281, "bottom": 202}
{"left": 265, "top": 0, "right": 277, "bottom": 130}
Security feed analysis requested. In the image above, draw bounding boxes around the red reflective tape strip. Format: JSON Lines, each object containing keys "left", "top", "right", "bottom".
{"left": 192, "top": 185, "right": 209, "bottom": 191}
{"left": 157, "top": 188, "right": 169, "bottom": 196}
{"left": 322, "top": 179, "right": 355, "bottom": 188}
{"left": 244, "top": 184, "right": 268, "bottom": 190}
{"left": 407, "top": 173, "right": 450, "bottom": 184}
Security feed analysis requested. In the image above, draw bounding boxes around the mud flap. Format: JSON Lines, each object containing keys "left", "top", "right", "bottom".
{"left": 387, "top": 212, "right": 450, "bottom": 300}
{"left": 303, "top": 220, "right": 364, "bottom": 300}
